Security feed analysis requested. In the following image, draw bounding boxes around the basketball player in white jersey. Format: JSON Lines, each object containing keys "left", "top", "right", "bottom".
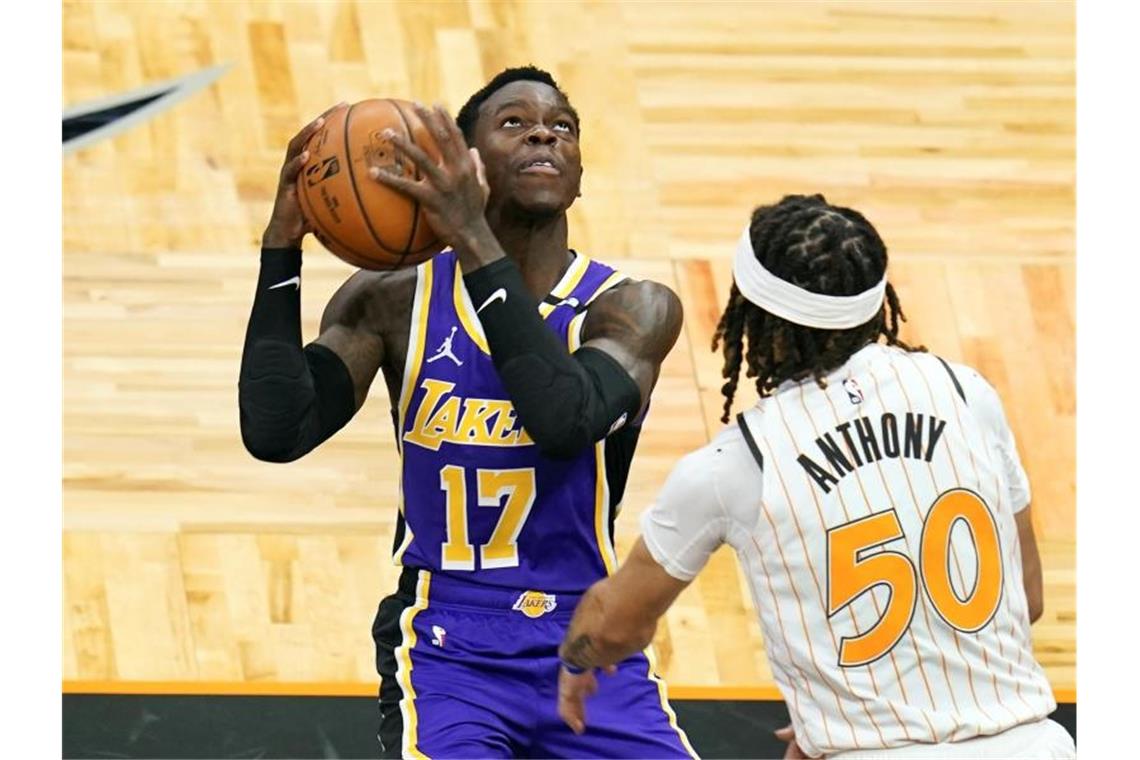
{"left": 556, "top": 195, "right": 1076, "bottom": 758}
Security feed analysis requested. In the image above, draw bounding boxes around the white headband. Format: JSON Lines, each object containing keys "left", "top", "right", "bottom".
{"left": 732, "top": 226, "right": 887, "bottom": 329}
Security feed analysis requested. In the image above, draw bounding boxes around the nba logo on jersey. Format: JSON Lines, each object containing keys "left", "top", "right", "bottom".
{"left": 512, "top": 590, "right": 558, "bottom": 618}
{"left": 843, "top": 376, "right": 864, "bottom": 404}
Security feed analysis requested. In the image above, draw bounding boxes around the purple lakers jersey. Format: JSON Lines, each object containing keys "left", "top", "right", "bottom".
{"left": 391, "top": 250, "right": 634, "bottom": 592}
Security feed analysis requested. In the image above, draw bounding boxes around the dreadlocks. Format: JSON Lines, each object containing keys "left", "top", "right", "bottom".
{"left": 711, "top": 194, "right": 921, "bottom": 423}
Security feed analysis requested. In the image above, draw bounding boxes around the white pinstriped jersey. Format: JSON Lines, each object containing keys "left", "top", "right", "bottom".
{"left": 641, "top": 344, "right": 1055, "bottom": 757}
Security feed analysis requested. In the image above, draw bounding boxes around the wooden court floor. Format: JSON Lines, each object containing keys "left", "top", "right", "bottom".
{"left": 63, "top": 0, "right": 1074, "bottom": 697}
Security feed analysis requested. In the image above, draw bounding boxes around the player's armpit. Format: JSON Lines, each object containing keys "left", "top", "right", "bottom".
{"left": 580, "top": 280, "right": 684, "bottom": 418}
{"left": 559, "top": 538, "right": 691, "bottom": 671}
{"left": 1015, "top": 506, "right": 1043, "bottom": 623}
{"left": 312, "top": 268, "right": 406, "bottom": 410}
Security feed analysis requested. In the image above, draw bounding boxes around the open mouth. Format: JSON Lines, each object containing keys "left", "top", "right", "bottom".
{"left": 519, "top": 157, "right": 561, "bottom": 176}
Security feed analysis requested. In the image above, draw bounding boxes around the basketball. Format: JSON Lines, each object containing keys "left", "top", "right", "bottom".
{"left": 296, "top": 99, "right": 446, "bottom": 270}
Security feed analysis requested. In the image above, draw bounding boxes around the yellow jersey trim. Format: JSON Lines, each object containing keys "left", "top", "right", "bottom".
{"left": 593, "top": 437, "right": 617, "bottom": 575}
{"left": 586, "top": 269, "right": 627, "bottom": 305}
{"left": 392, "top": 523, "right": 415, "bottom": 566}
{"left": 393, "top": 262, "right": 432, "bottom": 563}
{"left": 567, "top": 312, "right": 589, "bottom": 353}
{"left": 453, "top": 252, "right": 594, "bottom": 353}
{"left": 452, "top": 262, "right": 491, "bottom": 355}
{"left": 396, "top": 570, "right": 432, "bottom": 759}
{"left": 568, "top": 286, "right": 620, "bottom": 576}
{"left": 537, "top": 251, "right": 591, "bottom": 318}
{"left": 569, "top": 269, "right": 628, "bottom": 350}
{"left": 397, "top": 262, "right": 434, "bottom": 450}
{"left": 644, "top": 646, "right": 700, "bottom": 758}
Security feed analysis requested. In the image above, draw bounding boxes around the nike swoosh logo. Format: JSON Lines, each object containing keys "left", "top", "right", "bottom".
{"left": 63, "top": 64, "right": 231, "bottom": 154}
{"left": 477, "top": 288, "right": 507, "bottom": 314}
{"left": 268, "top": 276, "right": 301, "bottom": 291}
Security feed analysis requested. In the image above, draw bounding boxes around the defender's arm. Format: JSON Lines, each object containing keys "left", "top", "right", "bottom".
{"left": 1015, "top": 506, "right": 1043, "bottom": 623}
{"left": 557, "top": 445, "right": 734, "bottom": 734}
{"left": 959, "top": 366, "right": 1042, "bottom": 624}
{"left": 560, "top": 539, "right": 689, "bottom": 668}
{"left": 557, "top": 539, "right": 689, "bottom": 735}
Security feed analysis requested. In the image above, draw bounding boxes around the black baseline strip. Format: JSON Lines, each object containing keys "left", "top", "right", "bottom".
{"left": 63, "top": 694, "right": 1075, "bottom": 759}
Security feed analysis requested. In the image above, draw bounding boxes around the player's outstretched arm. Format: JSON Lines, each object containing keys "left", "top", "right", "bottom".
{"left": 557, "top": 538, "right": 690, "bottom": 734}
{"left": 558, "top": 443, "right": 731, "bottom": 733}
{"left": 239, "top": 104, "right": 388, "bottom": 463}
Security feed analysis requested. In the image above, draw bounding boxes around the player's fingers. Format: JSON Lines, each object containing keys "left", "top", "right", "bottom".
{"left": 438, "top": 103, "right": 470, "bottom": 152}
{"left": 557, "top": 694, "right": 587, "bottom": 736}
{"left": 774, "top": 724, "right": 795, "bottom": 742}
{"left": 784, "top": 742, "right": 808, "bottom": 760}
{"left": 285, "top": 122, "right": 318, "bottom": 158}
{"left": 369, "top": 165, "right": 430, "bottom": 203}
{"left": 558, "top": 669, "right": 596, "bottom": 734}
{"left": 280, "top": 149, "right": 310, "bottom": 185}
{"left": 414, "top": 101, "right": 466, "bottom": 165}
{"left": 383, "top": 129, "right": 445, "bottom": 186}
{"left": 286, "top": 103, "right": 341, "bottom": 157}
{"left": 318, "top": 100, "right": 350, "bottom": 121}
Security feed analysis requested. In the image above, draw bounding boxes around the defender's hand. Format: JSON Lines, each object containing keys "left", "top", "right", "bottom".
{"left": 557, "top": 664, "right": 617, "bottom": 735}
{"left": 557, "top": 667, "right": 598, "bottom": 735}
{"left": 368, "top": 103, "right": 491, "bottom": 251}
{"left": 262, "top": 102, "right": 349, "bottom": 250}
{"left": 775, "top": 723, "right": 808, "bottom": 759}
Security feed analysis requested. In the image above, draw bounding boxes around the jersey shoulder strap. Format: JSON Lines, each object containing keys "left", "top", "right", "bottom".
{"left": 736, "top": 412, "right": 764, "bottom": 473}
{"left": 934, "top": 354, "right": 968, "bottom": 404}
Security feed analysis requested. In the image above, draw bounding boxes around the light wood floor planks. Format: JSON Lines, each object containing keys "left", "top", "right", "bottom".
{"left": 63, "top": 0, "right": 1074, "bottom": 694}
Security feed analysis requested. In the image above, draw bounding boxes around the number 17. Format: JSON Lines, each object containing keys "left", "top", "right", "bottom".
{"left": 439, "top": 465, "right": 536, "bottom": 571}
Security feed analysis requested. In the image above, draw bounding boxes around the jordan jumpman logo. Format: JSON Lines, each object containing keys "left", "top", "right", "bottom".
{"left": 427, "top": 326, "right": 463, "bottom": 367}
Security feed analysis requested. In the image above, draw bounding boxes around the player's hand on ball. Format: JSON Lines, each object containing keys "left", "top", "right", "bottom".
{"left": 262, "top": 102, "right": 349, "bottom": 250}
{"left": 369, "top": 103, "right": 491, "bottom": 250}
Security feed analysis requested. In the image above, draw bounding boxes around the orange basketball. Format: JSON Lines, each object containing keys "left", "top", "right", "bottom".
{"left": 296, "top": 99, "right": 446, "bottom": 270}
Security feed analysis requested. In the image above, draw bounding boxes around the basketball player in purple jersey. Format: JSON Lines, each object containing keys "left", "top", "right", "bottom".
{"left": 239, "top": 67, "right": 696, "bottom": 758}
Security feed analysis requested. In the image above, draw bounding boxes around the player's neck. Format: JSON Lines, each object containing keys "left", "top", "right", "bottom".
{"left": 488, "top": 212, "right": 573, "bottom": 299}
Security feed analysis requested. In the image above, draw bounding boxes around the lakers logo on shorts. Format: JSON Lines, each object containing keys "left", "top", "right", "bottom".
{"left": 512, "top": 590, "right": 557, "bottom": 618}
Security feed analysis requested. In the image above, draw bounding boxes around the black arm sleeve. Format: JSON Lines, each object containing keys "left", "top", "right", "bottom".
{"left": 238, "top": 248, "right": 357, "bottom": 463}
{"left": 463, "top": 257, "right": 641, "bottom": 459}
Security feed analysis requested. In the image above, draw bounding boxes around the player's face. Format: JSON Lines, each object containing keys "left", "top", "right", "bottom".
{"left": 472, "top": 81, "right": 583, "bottom": 218}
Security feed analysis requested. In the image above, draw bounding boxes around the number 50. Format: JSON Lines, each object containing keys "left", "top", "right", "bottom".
{"left": 826, "top": 489, "right": 1004, "bottom": 667}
